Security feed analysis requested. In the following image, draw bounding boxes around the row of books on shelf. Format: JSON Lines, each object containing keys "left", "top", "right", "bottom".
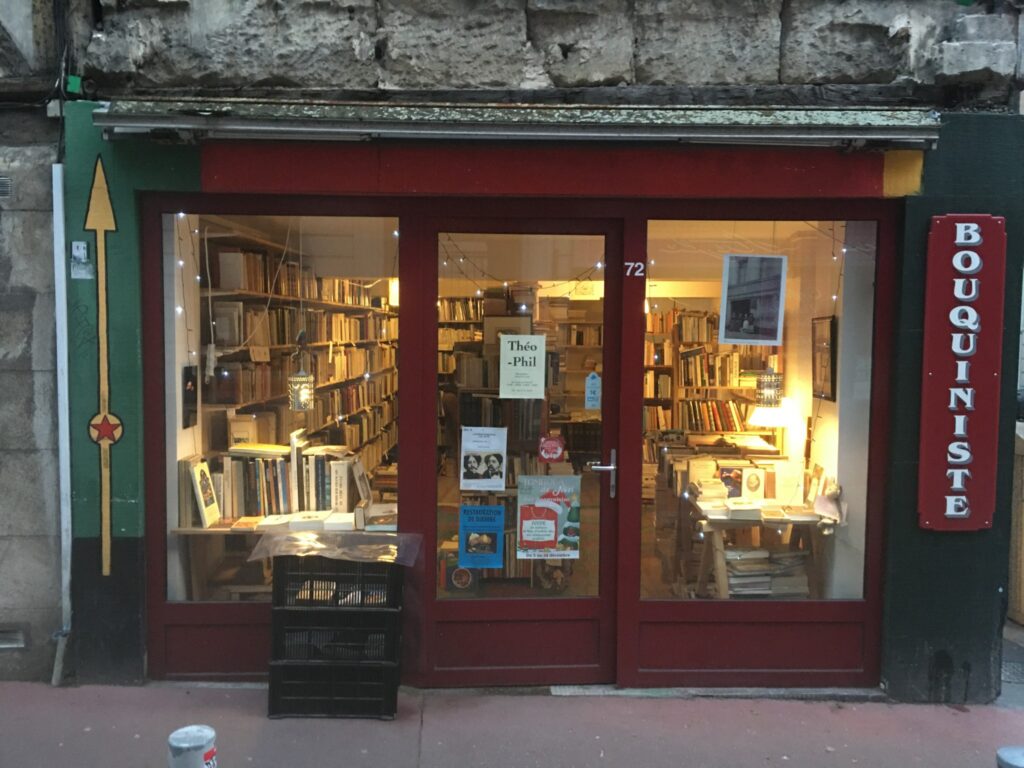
{"left": 308, "top": 345, "right": 397, "bottom": 387}
{"left": 679, "top": 346, "right": 777, "bottom": 388}
{"left": 179, "top": 434, "right": 399, "bottom": 532}
{"left": 202, "top": 248, "right": 380, "bottom": 307}
{"left": 643, "top": 405, "right": 672, "bottom": 432}
{"left": 307, "top": 373, "right": 397, "bottom": 426}
{"left": 681, "top": 398, "right": 747, "bottom": 433}
{"left": 209, "top": 303, "right": 397, "bottom": 350}
{"left": 438, "top": 297, "right": 484, "bottom": 322}
{"left": 643, "top": 339, "right": 670, "bottom": 366}
{"left": 643, "top": 370, "right": 673, "bottom": 399}
{"left": 438, "top": 326, "right": 481, "bottom": 350}
{"left": 677, "top": 311, "right": 720, "bottom": 343}
{"left": 645, "top": 309, "right": 677, "bottom": 335}
{"left": 560, "top": 325, "right": 603, "bottom": 347}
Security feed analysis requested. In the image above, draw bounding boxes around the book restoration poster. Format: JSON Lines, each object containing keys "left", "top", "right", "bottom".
{"left": 499, "top": 334, "right": 546, "bottom": 399}
{"left": 459, "top": 505, "right": 505, "bottom": 568}
{"left": 517, "top": 475, "right": 582, "bottom": 560}
{"left": 460, "top": 426, "right": 508, "bottom": 492}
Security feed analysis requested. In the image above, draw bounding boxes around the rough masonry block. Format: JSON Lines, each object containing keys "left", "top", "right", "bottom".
{"left": 0, "top": 450, "right": 59, "bottom": 537}
{"left": 380, "top": 0, "right": 548, "bottom": 89}
{"left": 0, "top": 371, "right": 55, "bottom": 451}
{"left": 0, "top": 210, "right": 54, "bottom": 293}
{"left": 940, "top": 41, "right": 1017, "bottom": 82}
{"left": 527, "top": 0, "right": 634, "bottom": 87}
{"left": 634, "top": 0, "right": 782, "bottom": 85}
{"left": 953, "top": 13, "right": 1016, "bottom": 43}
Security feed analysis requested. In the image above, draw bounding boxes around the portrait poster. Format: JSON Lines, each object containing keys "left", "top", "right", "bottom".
{"left": 191, "top": 460, "right": 221, "bottom": 528}
{"left": 458, "top": 505, "right": 505, "bottom": 569}
{"left": 499, "top": 334, "right": 546, "bottom": 400}
{"left": 516, "top": 475, "right": 582, "bottom": 560}
{"left": 460, "top": 426, "right": 507, "bottom": 492}
{"left": 719, "top": 254, "right": 787, "bottom": 346}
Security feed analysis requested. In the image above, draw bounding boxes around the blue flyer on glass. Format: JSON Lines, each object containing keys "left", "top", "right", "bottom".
{"left": 459, "top": 505, "right": 505, "bottom": 569}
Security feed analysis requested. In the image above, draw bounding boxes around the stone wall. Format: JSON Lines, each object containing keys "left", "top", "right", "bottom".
{"left": 0, "top": 109, "right": 60, "bottom": 681}
{"left": 75, "top": 0, "right": 1020, "bottom": 103}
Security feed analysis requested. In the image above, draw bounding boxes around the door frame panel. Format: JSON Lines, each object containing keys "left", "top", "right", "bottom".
{"left": 416, "top": 216, "right": 624, "bottom": 686}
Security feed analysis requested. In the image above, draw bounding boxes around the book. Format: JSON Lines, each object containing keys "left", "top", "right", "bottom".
{"left": 227, "top": 442, "right": 289, "bottom": 458}
{"left": 352, "top": 457, "right": 372, "bottom": 503}
{"left": 289, "top": 511, "right": 330, "bottom": 531}
{"left": 330, "top": 457, "right": 358, "bottom": 513}
{"left": 324, "top": 511, "right": 356, "bottom": 531}
{"left": 230, "top": 516, "right": 263, "bottom": 531}
{"left": 177, "top": 456, "right": 201, "bottom": 527}
{"left": 255, "top": 514, "right": 292, "bottom": 531}
{"left": 191, "top": 460, "right": 221, "bottom": 528}
{"left": 364, "top": 502, "right": 398, "bottom": 531}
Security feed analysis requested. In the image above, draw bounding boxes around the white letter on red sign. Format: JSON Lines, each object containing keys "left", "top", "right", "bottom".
{"left": 952, "top": 333, "right": 977, "bottom": 356}
{"left": 953, "top": 278, "right": 979, "bottom": 301}
{"left": 946, "top": 468, "right": 972, "bottom": 491}
{"left": 945, "top": 496, "right": 971, "bottom": 517}
{"left": 955, "top": 222, "right": 983, "bottom": 246}
{"left": 947, "top": 441, "right": 973, "bottom": 464}
{"left": 948, "top": 388, "right": 975, "bottom": 410}
{"left": 952, "top": 251, "right": 983, "bottom": 274}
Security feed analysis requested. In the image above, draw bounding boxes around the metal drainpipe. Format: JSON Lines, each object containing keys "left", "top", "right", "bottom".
{"left": 51, "top": 163, "right": 72, "bottom": 685}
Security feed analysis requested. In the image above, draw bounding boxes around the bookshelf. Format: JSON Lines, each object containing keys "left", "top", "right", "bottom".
{"left": 172, "top": 220, "right": 401, "bottom": 602}
{"left": 642, "top": 307, "right": 779, "bottom": 441}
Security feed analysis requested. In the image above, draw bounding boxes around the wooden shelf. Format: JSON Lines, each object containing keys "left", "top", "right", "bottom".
{"left": 203, "top": 365, "right": 397, "bottom": 410}
{"left": 644, "top": 364, "right": 672, "bottom": 371}
{"left": 213, "top": 339, "right": 396, "bottom": 358}
{"left": 201, "top": 288, "right": 392, "bottom": 316}
{"left": 438, "top": 319, "right": 484, "bottom": 325}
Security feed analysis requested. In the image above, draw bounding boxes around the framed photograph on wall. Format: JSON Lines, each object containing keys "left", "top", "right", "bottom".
{"left": 718, "top": 254, "right": 787, "bottom": 346}
{"left": 811, "top": 315, "right": 837, "bottom": 401}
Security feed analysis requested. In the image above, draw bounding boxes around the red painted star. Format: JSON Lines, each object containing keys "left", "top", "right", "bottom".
{"left": 89, "top": 413, "right": 123, "bottom": 445}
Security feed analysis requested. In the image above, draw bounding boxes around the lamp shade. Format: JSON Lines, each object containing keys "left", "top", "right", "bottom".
{"left": 755, "top": 370, "right": 783, "bottom": 407}
{"left": 287, "top": 370, "right": 315, "bottom": 411}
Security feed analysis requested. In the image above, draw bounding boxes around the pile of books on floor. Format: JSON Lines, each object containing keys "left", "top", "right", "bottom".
{"left": 725, "top": 549, "right": 772, "bottom": 596}
{"left": 724, "top": 547, "right": 810, "bottom": 598}
{"left": 768, "top": 549, "right": 810, "bottom": 598}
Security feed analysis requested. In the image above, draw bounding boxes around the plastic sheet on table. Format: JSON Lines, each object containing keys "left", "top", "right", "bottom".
{"left": 247, "top": 531, "right": 422, "bottom": 566}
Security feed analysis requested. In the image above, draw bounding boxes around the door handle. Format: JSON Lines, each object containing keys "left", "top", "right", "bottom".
{"left": 585, "top": 448, "right": 617, "bottom": 499}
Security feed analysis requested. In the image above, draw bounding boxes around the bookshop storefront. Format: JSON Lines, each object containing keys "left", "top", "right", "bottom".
{"left": 63, "top": 101, "right": 1024, "bottom": 700}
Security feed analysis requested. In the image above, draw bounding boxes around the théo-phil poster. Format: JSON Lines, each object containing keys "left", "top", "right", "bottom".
{"left": 516, "top": 475, "right": 581, "bottom": 560}
{"left": 459, "top": 505, "right": 504, "bottom": 569}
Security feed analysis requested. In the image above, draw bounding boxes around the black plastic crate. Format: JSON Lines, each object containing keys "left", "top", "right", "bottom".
{"left": 269, "top": 661, "right": 399, "bottom": 719}
{"left": 272, "top": 556, "right": 403, "bottom": 609}
{"left": 273, "top": 609, "right": 401, "bottom": 662}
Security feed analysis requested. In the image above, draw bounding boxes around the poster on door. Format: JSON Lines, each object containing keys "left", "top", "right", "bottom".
{"left": 516, "top": 475, "right": 581, "bottom": 560}
{"left": 499, "top": 334, "right": 546, "bottom": 399}
{"left": 460, "top": 426, "right": 507, "bottom": 492}
{"left": 458, "top": 505, "right": 504, "bottom": 569}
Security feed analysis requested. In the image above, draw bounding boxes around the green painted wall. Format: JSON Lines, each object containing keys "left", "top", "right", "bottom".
{"left": 881, "top": 112, "right": 1024, "bottom": 703}
{"left": 64, "top": 101, "right": 200, "bottom": 539}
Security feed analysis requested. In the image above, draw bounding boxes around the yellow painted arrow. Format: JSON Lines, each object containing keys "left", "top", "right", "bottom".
{"left": 84, "top": 157, "right": 120, "bottom": 577}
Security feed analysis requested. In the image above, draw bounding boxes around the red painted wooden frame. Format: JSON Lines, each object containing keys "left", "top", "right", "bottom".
{"left": 412, "top": 216, "right": 624, "bottom": 687}
{"left": 141, "top": 150, "right": 897, "bottom": 686}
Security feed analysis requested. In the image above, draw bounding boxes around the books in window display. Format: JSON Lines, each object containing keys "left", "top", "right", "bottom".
{"left": 224, "top": 443, "right": 291, "bottom": 519}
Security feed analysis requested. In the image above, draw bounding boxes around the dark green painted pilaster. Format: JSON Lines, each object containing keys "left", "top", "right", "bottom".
{"left": 63, "top": 101, "right": 200, "bottom": 680}
{"left": 882, "top": 113, "right": 1024, "bottom": 703}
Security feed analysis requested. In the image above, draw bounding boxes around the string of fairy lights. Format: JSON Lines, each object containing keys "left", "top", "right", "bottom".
{"left": 438, "top": 233, "right": 604, "bottom": 302}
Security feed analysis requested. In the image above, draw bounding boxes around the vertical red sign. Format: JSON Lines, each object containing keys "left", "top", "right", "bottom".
{"left": 918, "top": 214, "right": 1006, "bottom": 531}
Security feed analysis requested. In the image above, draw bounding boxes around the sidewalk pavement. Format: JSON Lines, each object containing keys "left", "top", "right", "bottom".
{"left": 3, "top": 682, "right": 1024, "bottom": 768}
